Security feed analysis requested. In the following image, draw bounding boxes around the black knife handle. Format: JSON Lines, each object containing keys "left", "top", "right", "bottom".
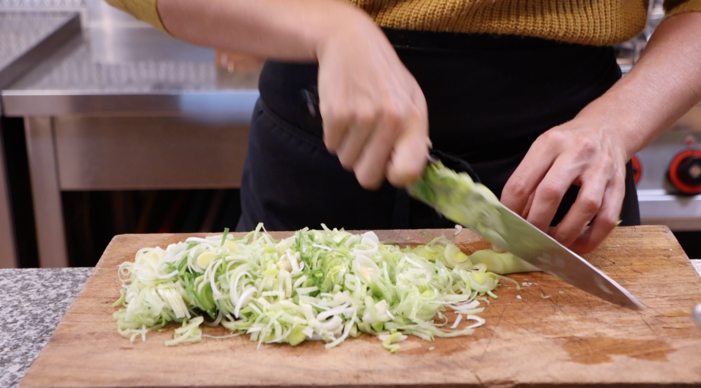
{"left": 428, "top": 149, "right": 481, "bottom": 183}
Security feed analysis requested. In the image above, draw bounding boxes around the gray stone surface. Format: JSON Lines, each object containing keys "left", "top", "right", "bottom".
{"left": 0, "top": 268, "right": 92, "bottom": 388}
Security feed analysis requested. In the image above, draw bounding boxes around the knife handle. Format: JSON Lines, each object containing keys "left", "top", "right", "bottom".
{"left": 429, "top": 150, "right": 481, "bottom": 183}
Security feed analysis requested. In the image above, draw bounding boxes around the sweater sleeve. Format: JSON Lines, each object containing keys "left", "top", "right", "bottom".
{"left": 104, "top": 0, "right": 167, "bottom": 33}
{"left": 664, "top": 0, "right": 701, "bottom": 19}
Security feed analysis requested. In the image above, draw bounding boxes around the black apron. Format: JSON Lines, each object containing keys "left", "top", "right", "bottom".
{"left": 236, "top": 29, "right": 640, "bottom": 232}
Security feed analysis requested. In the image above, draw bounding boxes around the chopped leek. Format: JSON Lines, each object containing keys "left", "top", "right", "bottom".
{"left": 380, "top": 332, "right": 406, "bottom": 353}
{"left": 114, "top": 224, "right": 513, "bottom": 351}
{"left": 469, "top": 249, "right": 540, "bottom": 275}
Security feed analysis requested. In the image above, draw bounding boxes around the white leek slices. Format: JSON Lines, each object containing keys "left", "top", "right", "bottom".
{"left": 113, "top": 224, "right": 507, "bottom": 351}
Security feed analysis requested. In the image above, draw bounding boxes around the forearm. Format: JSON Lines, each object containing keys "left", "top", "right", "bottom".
{"left": 576, "top": 12, "right": 701, "bottom": 159}
{"left": 157, "top": 0, "right": 371, "bottom": 61}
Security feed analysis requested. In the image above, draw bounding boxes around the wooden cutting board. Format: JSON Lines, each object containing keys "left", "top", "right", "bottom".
{"left": 20, "top": 226, "right": 701, "bottom": 387}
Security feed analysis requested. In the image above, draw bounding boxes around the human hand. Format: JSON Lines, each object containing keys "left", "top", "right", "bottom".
{"left": 500, "top": 115, "right": 629, "bottom": 254}
{"left": 316, "top": 16, "right": 429, "bottom": 189}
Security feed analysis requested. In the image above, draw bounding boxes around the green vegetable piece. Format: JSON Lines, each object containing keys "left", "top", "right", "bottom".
{"left": 287, "top": 325, "right": 308, "bottom": 346}
{"left": 371, "top": 322, "right": 385, "bottom": 333}
{"left": 408, "top": 162, "right": 508, "bottom": 251}
{"left": 381, "top": 332, "right": 405, "bottom": 354}
{"left": 469, "top": 249, "right": 540, "bottom": 274}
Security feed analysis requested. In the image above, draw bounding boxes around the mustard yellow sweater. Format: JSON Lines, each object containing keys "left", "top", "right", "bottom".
{"left": 106, "top": 0, "right": 701, "bottom": 46}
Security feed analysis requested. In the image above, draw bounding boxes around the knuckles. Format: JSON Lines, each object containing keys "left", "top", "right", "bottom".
{"left": 538, "top": 130, "right": 600, "bottom": 160}
{"left": 553, "top": 230, "right": 571, "bottom": 245}
{"left": 598, "top": 213, "right": 618, "bottom": 231}
{"left": 503, "top": 175, "right": 530, "bottom": 199}
{"left": 323, "top": 99, "right": 412, "bottom": 134}
{"left": 579, "top": 193, "right": 602, "bottom": 215}
{"left": 380, "top": 107, "right": 405, "bottom": 132}
{"left": 573, "top": 136, "right": 597, "bottom": 158}
{"left": 355, "top": 170, "right": 383, "bottom": 190}
{"left": 537, "top": 181, "right": 566, "bottom": 203}
{"left": 538, "top": 129, "right": 568, "bottom": 149}
{"left": 320, "top": 101, "right": 351, "bottom": 126}
{"left": 354, "top": 105, "right": 380, "bottom": 128}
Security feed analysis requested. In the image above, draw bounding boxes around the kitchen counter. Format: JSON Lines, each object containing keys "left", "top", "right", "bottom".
{"left": 0, "top": 12, "right": 74, "bottom": 75}
{"left": 0, "top": 268, "right": 92, "bottom": 388}
{"left": 0, "top": 11, "right": 80, "bottom": 109}
{"left": 2, "top": 261, "right": 701, "bottom": 388}
{"left": 0, "top": 11, "right": 79, "bottom": 85}
{"left": 1, "top": 24, "right": 261, "bottom": 117}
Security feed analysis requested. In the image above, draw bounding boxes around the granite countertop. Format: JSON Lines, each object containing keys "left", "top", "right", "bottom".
{"left": 1, "top": 263, "right": 700, "bottom": 388}
{"left": 0, "top": 268, "right": 92, "bottom": 388}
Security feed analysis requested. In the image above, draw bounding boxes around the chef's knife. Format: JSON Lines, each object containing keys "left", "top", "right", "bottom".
{"left": 299, "top": 87, "right": 641, "bottom": 309}
{"left": 408, "top": 159, "right": 643, "bottom": 310}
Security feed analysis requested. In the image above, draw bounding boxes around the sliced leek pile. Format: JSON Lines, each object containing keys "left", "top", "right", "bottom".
{"left": 113, "top": 224, "right": 525, "bottom": 351}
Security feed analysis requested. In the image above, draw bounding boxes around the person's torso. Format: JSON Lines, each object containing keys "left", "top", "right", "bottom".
{"left": 258, "top": 30, "right": 621, "bottom": 163}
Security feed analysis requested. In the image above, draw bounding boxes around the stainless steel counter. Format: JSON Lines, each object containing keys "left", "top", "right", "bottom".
{"left": 0, "top": 11, "right": 80, "bottom": 269}
{"left": 2, "top": 26, "right": 260, "bottom": 117}
{"left": 1, "top": 4, "right": 261, "bottom": 267}
{"left": 0, "top": 11, "right": 80, "bottom": 110}
{"left": 0, "top": 13, "right": 73, "bottom": 71}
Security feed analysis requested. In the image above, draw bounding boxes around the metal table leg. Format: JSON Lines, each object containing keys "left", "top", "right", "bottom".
{"left": 24, "top": 117, "right": 67, "bottom": 267}
{"left": 0, "top": 120, "right": 17, "bottom": 268}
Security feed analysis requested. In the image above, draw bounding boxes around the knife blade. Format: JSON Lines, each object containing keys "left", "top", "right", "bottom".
{"left": 408, "top": 160, "right": 643, "bottom": 310}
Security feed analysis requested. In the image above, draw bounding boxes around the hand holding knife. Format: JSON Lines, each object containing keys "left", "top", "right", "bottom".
{"left": 408, "top": 158, "right": 643, "bottom": 310}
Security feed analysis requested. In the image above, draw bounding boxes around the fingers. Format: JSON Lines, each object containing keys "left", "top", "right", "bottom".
{"left": 323, "top": 101, "right": 425, "bottom": 189}
{"left": 568, "top": 172, "right": 625, "bottom": 254}
{"left": 500, "top": 134, "right": 562, "bottom": 217}
{"left": 550, "top": 173, "right": 607, "bottom": 247}
{"left": 500, "top": 123, "right": 627, "bottom": 254}
{"left": 321, "top": 76, "right": 428, "bottom": 189}
{"left": 321, "top": 101, "right": 351, "bottom": 155}
{"left": 522, "top": 192, "right": 535, "bottom": 219}
{"left": 523, "top": 154, "right": 586, "bottom": 232}
{"left": 353, "top": 96, "right": 428, "bottom": 189}
{"left": 385, "top": 121, "right": 428, "bottom": 187}
{"left": 386, "top": 92, "right": 429, "bottom": 187}
{"left": 353, "top": 106, "right": 404, "bottom": 189}
{"left": 318, "top": 54, "right": 427, "bottom": 189}
{"left": 334, "top": 108, "right": 378, "bottom": 170}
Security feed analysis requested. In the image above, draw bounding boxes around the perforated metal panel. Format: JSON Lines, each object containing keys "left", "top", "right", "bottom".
{"left": 0, "top": 13, "right": 73, "bottom": 71}
{"left": 0, "top": 0, "right": 84, "bottom": 9}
